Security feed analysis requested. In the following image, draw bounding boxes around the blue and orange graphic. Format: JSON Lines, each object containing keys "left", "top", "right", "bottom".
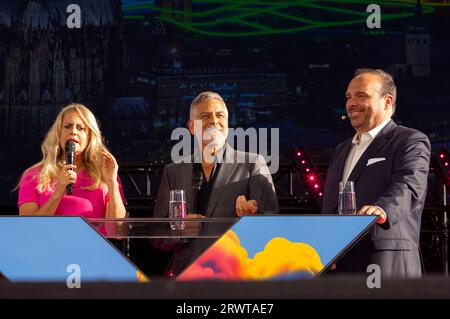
{"left": 178, "top": 215, "right": 376, "bottom": 281}
{"left": 178, "top": 229, "right": 323, "bottom": 280}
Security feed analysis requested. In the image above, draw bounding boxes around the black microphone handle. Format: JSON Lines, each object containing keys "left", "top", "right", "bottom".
{"left": 66, "top": 165, "right": 74, "bottom": 195}
{"left": 65, "top": 140, "right": 76, "bottom": 196}
{"left": 66, "top": 183, "right": 74, "bottom": 195}
{"left": 66, "top": 155, "right": 74, "bottom": 195}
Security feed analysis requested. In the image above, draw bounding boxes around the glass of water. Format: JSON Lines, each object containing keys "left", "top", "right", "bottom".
{"left": 169, "top": 190, "right": 186, "bottom": 230}
{"left": 338, "top": 181, "right": 356, "bottom": 215}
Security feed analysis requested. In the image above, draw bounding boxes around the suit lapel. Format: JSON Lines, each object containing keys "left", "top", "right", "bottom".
{"left": 347, "top": 120, "right": 397, "bottom": 183}
{"left": 334, "top": 140, "right": 353, "bottom": 185}
{"left": 206, "top": 144, "right": 238, "bottom": 217}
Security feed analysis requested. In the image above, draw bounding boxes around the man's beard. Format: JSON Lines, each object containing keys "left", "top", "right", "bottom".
{"left": 203, "top": 127, "right": 227, "bottom": 147}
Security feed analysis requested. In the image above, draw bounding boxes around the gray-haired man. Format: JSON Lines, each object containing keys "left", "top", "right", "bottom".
{"left": 153, "top": 91, "right": 279, "bottom": 275}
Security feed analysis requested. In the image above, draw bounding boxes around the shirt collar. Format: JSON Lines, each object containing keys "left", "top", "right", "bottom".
{"left": 215, "top": 145, "right": 226, "bottom": 163}
{"left": 352, "top": 117, "right": 391, "bottom": 145}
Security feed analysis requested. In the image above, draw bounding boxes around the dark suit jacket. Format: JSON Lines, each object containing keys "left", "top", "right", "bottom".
{"left": 153, "top": 143, "right": 279, "bottom": 274}
{"left": 322, "top": 120, "right": 430, "bottom": 278}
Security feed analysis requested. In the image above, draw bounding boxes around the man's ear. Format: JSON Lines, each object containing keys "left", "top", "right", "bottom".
{"left": 384, "top": 94, "right": 394, "bottom": 112}
{"left": 188, "top": 119, "right": 194, "bottom": 135}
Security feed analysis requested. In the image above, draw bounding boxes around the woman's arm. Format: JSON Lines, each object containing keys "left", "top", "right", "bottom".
{"left": 18, "top": 164, "right": 77, "bottom": 216}
{"left": 102, "top": 150, "right": 127, "bottom": 218}
{"left": 19, "top": 190, "right": 65, "bottom": 216}
{"left": 105, "top": 180, "right": 127, "bottom": 218}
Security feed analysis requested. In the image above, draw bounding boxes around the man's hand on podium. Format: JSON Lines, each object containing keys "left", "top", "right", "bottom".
{"left": 186, "top": 214, "right": 205, "bottom": 219}
{"left": 182, "top": 213, "right": 205, "bottom": 236}
{"left": 235, "top": 195, "right": 258, "bottom": 216}
{"left": 357, "top": 205, "right": 387, "bottom": 224}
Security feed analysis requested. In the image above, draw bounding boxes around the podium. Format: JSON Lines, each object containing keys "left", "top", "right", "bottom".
{"left": 0, "top": 215, "right": 376, "bottom": 282}
{"left": 89, "top": 217, "right": 239, "bottom": 277}
{"left": 89, "top": 217, "right": 237, "bottom": 239}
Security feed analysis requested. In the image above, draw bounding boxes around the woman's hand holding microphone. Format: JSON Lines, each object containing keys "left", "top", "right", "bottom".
{"left": 54, "top": 164, "right": 77, "bottom": 197}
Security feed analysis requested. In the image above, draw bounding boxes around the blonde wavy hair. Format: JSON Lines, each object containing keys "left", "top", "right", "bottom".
{"left": 26, "top": 103, "right": 108, "bottom": 192}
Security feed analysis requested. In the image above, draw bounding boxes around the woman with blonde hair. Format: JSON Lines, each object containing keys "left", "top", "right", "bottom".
{"left": 18, "top": 103, "right": 126, "bottom": 218}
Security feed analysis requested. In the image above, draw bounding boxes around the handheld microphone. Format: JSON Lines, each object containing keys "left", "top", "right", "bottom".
{"left": 192, "top": 163, "right": 203, "bottom": 214}
{"left": 65, "top": 140, "right": 75, "bottom": 195}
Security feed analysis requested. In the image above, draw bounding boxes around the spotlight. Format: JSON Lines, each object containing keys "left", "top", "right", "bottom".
{"left": 434, "top": 148, "right": 450, "bottom": 185}
{"left": 292, "top": 147, "right": 325, "bottom": 208}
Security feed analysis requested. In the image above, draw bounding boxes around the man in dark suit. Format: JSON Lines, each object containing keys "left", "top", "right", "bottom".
{"left": 153, "top": 91, "right": 279, "bottom": 275}
{"left": 322, "top": 69, "right": 431, "bottom": 278}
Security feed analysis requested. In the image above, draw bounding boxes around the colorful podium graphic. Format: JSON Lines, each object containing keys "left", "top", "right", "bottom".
{"left": 0, "top": 215, "right": 376, "bottom": 282}
{"left": 177, "top": 215, "right": 377, "bottom": 281}
{"left": 0, "top": 216, "right": 148, "bottom": 282}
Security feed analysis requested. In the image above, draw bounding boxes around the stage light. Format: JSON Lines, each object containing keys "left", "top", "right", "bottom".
{"left": 434, "top": 148, "right": 450, "bottom": 185}
{"left": 292, "top": 147, "right": 325, "bottom": 208}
